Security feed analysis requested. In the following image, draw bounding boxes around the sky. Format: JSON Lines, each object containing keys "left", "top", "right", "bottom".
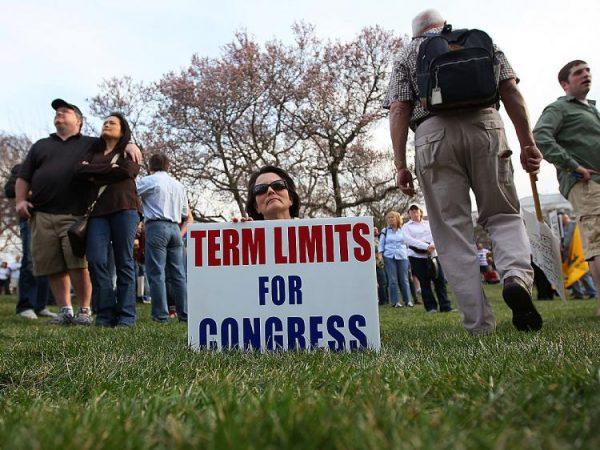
{"left": 1, "top": 0, "right": 599, "bottom": 201}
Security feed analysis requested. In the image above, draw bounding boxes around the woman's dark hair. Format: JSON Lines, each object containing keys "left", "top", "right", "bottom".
{"left": 96, "top": 112, "right": 132, "bottom": 154}
{"left": 245, "top": 165, "right": 300, "bottom": 220}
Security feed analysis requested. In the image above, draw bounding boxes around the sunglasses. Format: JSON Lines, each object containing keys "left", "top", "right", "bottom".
{"left": 252, "top": 179, "right": 288, "bottom": 196}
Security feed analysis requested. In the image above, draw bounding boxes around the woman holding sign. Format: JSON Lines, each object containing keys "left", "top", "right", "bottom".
{"left": 243, "top": 166, "right": 301, "bottom": 221}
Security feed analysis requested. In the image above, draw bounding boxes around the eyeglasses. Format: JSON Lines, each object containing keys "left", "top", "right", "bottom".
{"left": 252, "top": 179, "right": 288, "bottom": 196}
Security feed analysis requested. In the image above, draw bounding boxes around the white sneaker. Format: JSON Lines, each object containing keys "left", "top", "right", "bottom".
{"left": 37, "top": 308, "right": 57, "bottom": 318}
{"left": 17, "top": 309, "right": 38, "bottom": 320}
{"left": 408, "top": 302, "right": 415, "bottom": 307}
{"left": 72, "top": 308, "right": 92, "bottom": 326}
{"left": 49, "top": 308, "right": 74, "bottom": 325}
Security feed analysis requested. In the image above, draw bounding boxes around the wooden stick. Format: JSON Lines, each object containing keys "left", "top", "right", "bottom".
{"left": 529, "top": 172, "right": 544, "bottom": 222}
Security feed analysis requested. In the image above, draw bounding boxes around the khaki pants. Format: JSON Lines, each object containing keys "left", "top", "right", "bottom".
{"left": 415, "top": 108, "right": 533, "bottom": 333}
{"left": 568, "top": 180, "right": 600, "bottom": 260}
{"left": 29, "top": 212, "right": 88, "bottom": 276}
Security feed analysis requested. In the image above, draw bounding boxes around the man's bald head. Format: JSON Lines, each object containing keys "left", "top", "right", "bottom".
{"left": 412, "top": 9, "right": 445, "bottom": 37}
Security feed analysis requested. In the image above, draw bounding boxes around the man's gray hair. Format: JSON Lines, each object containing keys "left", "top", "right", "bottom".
{"left": 412, "top": 9, "right": 445, "bottom": 37}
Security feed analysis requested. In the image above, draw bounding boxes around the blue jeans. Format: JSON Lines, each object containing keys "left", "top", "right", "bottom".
{"left": 91, "top": 244, "right": 116, "bottom": 314}
{"left": 145, "top": 221, "right": 187, "bottom": 321}
{"left": 384, "top": 257, "right": 412, "bottom": 306}
{"left": 86, "top": 210, "right": 139, "bottom": 326}
{"left": 376, "top": 265, "right": 388, "bottom": 305}
{"left": 16, "top": 220, "right": 50, "bottom": 313}
{"left": 571, "top": 272, "right": 597, "bottom": 297}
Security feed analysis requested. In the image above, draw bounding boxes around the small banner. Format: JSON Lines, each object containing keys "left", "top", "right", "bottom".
{"left": 562, "top": 224, "right": 589, "bottom": 288}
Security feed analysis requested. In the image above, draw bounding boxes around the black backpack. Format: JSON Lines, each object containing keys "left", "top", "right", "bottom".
{"left": 416, "top": 25, "right": 499, "bottom": 112}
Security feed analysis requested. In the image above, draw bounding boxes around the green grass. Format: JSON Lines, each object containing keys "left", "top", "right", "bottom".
{"left": 0, "top": 286, "right": 598, "bottom": 450}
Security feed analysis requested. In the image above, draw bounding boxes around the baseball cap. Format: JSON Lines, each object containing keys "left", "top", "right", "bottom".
{"left": 408, "top": 204, "right": 423, "bottom": 211}
{"left": 51, "top": 99, "right": 83, "bottom": 117}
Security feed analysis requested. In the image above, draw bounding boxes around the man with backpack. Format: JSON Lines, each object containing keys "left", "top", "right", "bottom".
{"left": 383, "top": 9, "right": 543, "bottom": 335}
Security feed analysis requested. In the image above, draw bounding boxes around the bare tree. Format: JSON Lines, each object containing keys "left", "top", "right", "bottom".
{"left": 87, "top": 25, "right": 416, "bottom": 221}
{"left": 87, "top": 76, "right": 156, "bottom": 150}
{"left": 150, "top": 31, "right": 311, "bottom": 218}
{"left": 0, "top": 133, "right": 31, "bottom": 181}
{"left": 280, "top": 26, "right": 405, "bottom": 216}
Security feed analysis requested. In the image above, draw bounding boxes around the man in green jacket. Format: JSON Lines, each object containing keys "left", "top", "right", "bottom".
{"left": 533, "top": 60, "right": 600, "bottom": 315}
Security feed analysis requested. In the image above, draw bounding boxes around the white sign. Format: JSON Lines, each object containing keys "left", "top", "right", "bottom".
{"left": 187, "top": 217, "right": 381, "bottom": 352}
{"left": 522, "top": 208, "right": 567, "bottom": 301}
{"left": 548, "top": 209, "right": 562, "bottom": 240}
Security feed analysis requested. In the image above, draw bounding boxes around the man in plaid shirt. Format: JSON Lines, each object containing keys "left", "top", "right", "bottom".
{"left": 383, "top": 9, "right": 544, "bottom": 335}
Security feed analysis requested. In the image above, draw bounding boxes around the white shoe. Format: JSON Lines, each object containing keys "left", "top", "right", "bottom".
{"left": 37, "top": 308, "right": 57, "bottom": 318}
{"left": 49, "top": 308, "right": 74, "bottom": 325}
{"left": 408, "top": 302, "right": 415, "bottom": 307}
{"left": 393, "top": 303, "right": 404, "bottom": 308}
{"left": 72, "top": 308, "right": 92, "bottom": 326}
{"left": 17, "top": 309, "right": 38, "bottom": 320}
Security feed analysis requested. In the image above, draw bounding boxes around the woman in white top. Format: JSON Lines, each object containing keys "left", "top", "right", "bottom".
{"left": 402, "top": 205, "right": 452, "bottom": 313}
{"left": 378, "top": 211, "right": 413, "bottom": 307}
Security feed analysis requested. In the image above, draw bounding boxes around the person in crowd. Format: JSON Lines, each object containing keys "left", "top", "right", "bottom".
{"left": 374, "top": 226, "right": 389, "bottom": 305}
{"left": 133, "top": 223, "right": 151, "bottom": 304}
{"left": 560, "top": 214, "right": 597, "bottom": 300}
{"left": 244, "top": 165, "right": 300, "bottom": 221}
{"left": 166, "top": 206, "right": 193, "bottom": 317}
{"left": 410, "top": 271, "right": 421, "bottom": 304}
{"left": 75, "top": 113, "right": 141, "bottom": 327}
{"left": 477, "top": 243, "right": 490, "bottom": 278}
{"left": 15, "top": 99, "right": 141, "bottom": 325}
{"left": 384, "top": 9, "right": 543, "bottom": 333}
{"left": 379, "top": 211, "right": 413, "bottom": 308}
{"left": 4, "top": 163, "right": 54, "bottom": 319}
{"left": 0, "top": 262, "right": 9, "bottom": 295}
{"left": 137, "top": 153, "right": 189, "bottom": 323}
{"left": 534, "top": 65, "right": 600, "bottom": 315}
{"left": 571, "top": 275, "right": 598, "bottom": 300}
{"left": 402, "top": 205, "right": 452, "bottom": 313}
{"left": 532, "top": 259, "right": 555, "bottom": 301}
{"left": 482, "top": 266, "right": 500, "bottom": 285}
{"left": 8, "top": 256, "right": 21, "bottom": 295}
{"left": 486, "top": 253, "right": 496, "bottom": 271}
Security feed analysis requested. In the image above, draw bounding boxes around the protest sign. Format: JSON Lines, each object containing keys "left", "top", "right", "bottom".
{"left": 548, "top": 209, "right": 562, "bottom": 240}
{"left": 522, "top": 208, "right": 566, "bottom": 301}
{"left": 187, "top": 217, "right": 380, "bottom": 352}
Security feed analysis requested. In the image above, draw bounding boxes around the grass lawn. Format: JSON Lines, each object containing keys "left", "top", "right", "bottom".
{"left": 0, "top": 286, "right": 598, "bottom": 450}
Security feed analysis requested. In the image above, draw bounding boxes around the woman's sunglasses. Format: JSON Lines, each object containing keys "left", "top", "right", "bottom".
{"left": 252, "top": 179, "right": 288, "bottom": 196}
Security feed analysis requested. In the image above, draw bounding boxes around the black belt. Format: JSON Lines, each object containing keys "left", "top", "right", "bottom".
{"left": 414, "top": 106, "right": 497, "bottom": 129}
{"left": 146, "top": 218, "right": 177, "bottom": 224}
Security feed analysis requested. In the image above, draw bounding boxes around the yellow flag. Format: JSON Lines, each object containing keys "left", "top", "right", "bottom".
{"left": 562, "top": 224, "right": 589, "bottom": 288}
